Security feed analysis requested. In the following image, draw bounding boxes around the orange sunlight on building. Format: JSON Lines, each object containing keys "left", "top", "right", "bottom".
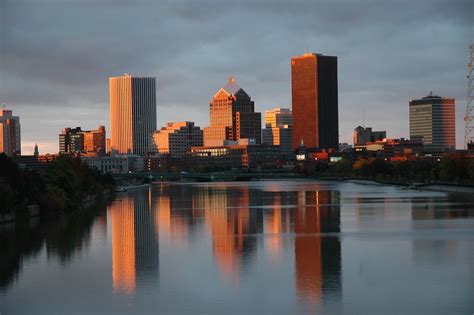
{"left": 110, "top": 197, "right": 136, "bottom": 295}
{"left": 294, "top": 191, "right": 322, "bottom": 308}
{"left": 154, "top": 194, "right": 189, "bottom": 248}
{"left": 266, "top": 193, "right": 284, "bottom": 263}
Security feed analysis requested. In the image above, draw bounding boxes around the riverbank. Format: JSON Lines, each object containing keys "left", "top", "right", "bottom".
{"left": 116, "top": 183, "right": 150, "bottom": 192}
{"left": 345, "top": 178, "right": 474, "bottom": 197}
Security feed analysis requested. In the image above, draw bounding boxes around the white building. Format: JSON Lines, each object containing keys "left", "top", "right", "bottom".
{"left": 82, "top": 154, "right": 144, "bottom": 173}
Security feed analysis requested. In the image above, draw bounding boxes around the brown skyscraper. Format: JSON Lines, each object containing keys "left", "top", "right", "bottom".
{"left": 291, "top": 53, "right": 338, "bottom": 150}
{"left": 203, "top": 77, "right": 261, "bottom": 146}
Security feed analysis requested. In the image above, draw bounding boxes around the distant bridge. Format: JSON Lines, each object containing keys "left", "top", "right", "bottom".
{"left": 113, "top": 170, "right": 301, "bottom": 182}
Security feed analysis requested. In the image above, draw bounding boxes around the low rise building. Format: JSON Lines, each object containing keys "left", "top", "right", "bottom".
{"left": 14, "top": 154, "right": 57, "bottom": 171}
{"left": 187, "top": 143, "right": 281, "bottom": 170}
{"left": 59, "top": 126, "right": 106, "bottom": 155}
{"left": 353, "top": 126, "right": 386, "bottom": 146}
{"left": 152, "top": 122, "right": 203, "bottom": 158}
{"left": 82, "top": 154, "right": 143, "bottom": 173}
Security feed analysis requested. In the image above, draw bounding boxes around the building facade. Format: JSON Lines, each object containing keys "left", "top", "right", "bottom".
{"left": 110, "top": 74, "right": 157, "bottom": 156}
{"left": 262, "top": 108, "right": 292, "bottom": 157}
{"left": 203, "top": 76, "right": 261, "bottom": 146}
{"left": 409, "top": 94, "right": 455, "bottom": 150}
{"left": 84, "top": 126, "right": 106, "bottom": 155}
{"left": 59, "top": 127, "right": 84, "bottom": 154}
{"left": 59, "top": 126, "right": 106, "bottom": 155}
{"left": 152, "top": 122, "right": 203, "bottom": 158}
{"left": 187, "top": 143, "right": 280, "bottom": 170}
{"left": 82, "top": 154, "right": 144, "bottom": 173}
{"left": 0, "top": 109, "right": 21, "bottom": 156}
{"left": 264, "top": 108, "right": 292, "bottom": 128}
{"left": 291, "top": 53, "right": 338, "bottom": 151}
{"left": 353, "top": 126, "right": 386, "bottom": 146}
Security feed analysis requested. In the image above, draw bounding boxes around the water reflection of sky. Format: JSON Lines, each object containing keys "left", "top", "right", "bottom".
{"left": 1, "top": 180, "right": 473, "bottom": 314}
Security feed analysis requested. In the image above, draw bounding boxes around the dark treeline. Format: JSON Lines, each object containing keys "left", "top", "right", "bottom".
{"left": 298, "top": 154, "right": 474, "bottom": 185}
{"left": 0, "top": 154, "right": 115, "bottom": 216}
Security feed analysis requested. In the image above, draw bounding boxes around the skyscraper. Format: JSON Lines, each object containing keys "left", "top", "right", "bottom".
{"left": 110, "top": 74, "right": 157, "bottom": 156}
{"left": 409, "top": 93, "right": 455, "bottom": 150}
{"left": 262, "top": 108, "right": 292, "bottom": 157}
{"left": 0, "top": 109, "right": 21, "bottom": 156}
{"left": 291, "top": 53, "right": 338, "bottom": 151}
{"left": 203, "top": 76, "right": 261, "bottom": 147}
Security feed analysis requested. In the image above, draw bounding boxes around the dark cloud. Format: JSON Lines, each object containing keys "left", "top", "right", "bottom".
{"left": 1, "top": 0, "right": 472, "bottom": 154}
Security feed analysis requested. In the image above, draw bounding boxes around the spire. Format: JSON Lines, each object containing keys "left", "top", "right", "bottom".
{"left": 34, "top": 143, "right": 39, "bottom": 157}
{"left": 228, "top": 75, "right": 236, "bottom": 84}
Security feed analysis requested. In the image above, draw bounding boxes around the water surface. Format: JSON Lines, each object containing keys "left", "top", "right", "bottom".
{"left": 1, "top": 180, "right": 473, "bottom": 314}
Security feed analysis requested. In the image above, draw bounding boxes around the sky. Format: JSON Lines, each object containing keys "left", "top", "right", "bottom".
{"left": 1, "top": 0, "right": 473, "bottom": 154}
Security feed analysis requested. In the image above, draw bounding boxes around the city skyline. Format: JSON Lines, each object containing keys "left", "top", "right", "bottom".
{"left": 1, "top": 1, "right": 472, "bottom": 154}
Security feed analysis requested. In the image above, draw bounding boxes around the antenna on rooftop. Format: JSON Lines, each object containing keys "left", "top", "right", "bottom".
{"left": 464, "top": 43, "right": 474, "bottom": 148}
{"left": 363, "top": 107, "right": 366, "bottom": 128}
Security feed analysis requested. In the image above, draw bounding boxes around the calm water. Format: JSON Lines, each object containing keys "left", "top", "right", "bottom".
{"left": 1, "top": 180, "right": 474, "bottom": 315}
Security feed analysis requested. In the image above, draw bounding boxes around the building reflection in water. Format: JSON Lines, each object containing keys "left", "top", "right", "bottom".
{"left": 108, "top": 189, "right": 159, "bottom": 295}
{"left": 152, "top": 184, "right": 197, "bottom": 248}
{"left": 112, "top": 183, "right": 342, "bottom": 307}
{"left": 192, "top": 186, "right": 263, "bottom": 283}
{"left": 294, "top": 190, "right": 341, "bottom": 311}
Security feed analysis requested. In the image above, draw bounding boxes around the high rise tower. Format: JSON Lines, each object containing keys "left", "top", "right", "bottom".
{"left": 203, "top": 77, "right": 261, "bottom": 146}
{"left": 0, "top": 109, "right": 21, "bottom": 156}
{"left": 291, "top": 53, "right": 338, "bottom": 151}
{"left": 409, "top": 93, "right": 455, "bottom": 151}
{"left": 110, "top": 74, "right": 157, "bottom": 156}
{"left": 464, "top": 44, "right": 474, "bottom": 148}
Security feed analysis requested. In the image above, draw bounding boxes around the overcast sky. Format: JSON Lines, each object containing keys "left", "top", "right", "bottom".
{"left": 1, "top": 0, "right": 473, "bottom": 154}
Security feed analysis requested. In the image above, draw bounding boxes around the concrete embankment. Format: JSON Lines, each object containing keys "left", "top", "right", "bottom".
{"left": 417, "top": 184, "right": 474, "bottom": 195}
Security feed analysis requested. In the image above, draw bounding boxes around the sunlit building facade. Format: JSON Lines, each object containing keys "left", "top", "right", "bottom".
{"left": 262, "top": 108, "right": 292, "bottom": 157}
{"left": 264, "top": 107, "right": 292, "bottom": 128}
{"left": 409, "top": 94, "right": 455, "bottom": 151}
{"left": 353, "top": 126, "right": 386, "bottom": 146}
{"left": 59, "top": 126, "right": 106, "bottom": 155}
{"left": 152, "top": 121, "right": 203, "bottom": 158}
{"left": 83, "top": 126, "right": 106, "bottom": 155}
{"left": 59, "top": 127, "right": 84, "bottom": 154}
{"left": 291, "top": 53, "right": 338, "bottom": 151}
{"left": 203, "top": 76, "right": 261, "bottom": 146}
{"left": 0, "top": 109, "right": 21, "bottom": 156}
{"left": 110, "top": 74, "right": 157, "bottom": 156}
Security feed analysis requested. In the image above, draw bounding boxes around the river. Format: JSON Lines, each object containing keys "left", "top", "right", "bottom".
{"left": 1, "top": 180, "right": 473, "bottom": 314}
